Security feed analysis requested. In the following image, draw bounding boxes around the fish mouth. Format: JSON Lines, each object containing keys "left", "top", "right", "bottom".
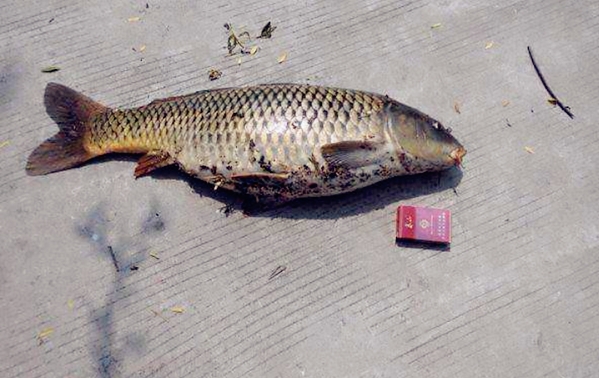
{"left": 449, "top": 146, "right": 467, "bottom": 166}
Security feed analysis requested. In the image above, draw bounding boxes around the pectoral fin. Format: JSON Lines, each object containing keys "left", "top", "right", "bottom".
{"left": 134, "top": 152, "right": 175, "bottom": 177}
{"left": 321, "top": 140, "right": 386, "bottom": 169}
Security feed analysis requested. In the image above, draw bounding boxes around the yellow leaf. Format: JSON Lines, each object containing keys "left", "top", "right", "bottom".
{"left": 139, "top": 45, "right": 146, "bottom": 52}
{"left": 524, "top": 146, "right": 535, "bottom": 154}
{"left": 150, "top": 251, "right": 160, "bottom": 259}
{"left": 501, "top": 100, "right": 510, "bottom": 107}
{"left": 250, "top": 46, "right": 259, "bottom": 55}
{"left": 171, "top": 306, "right": 185, "bottom": 314}
{"left": 0, "top": 141, "right": 10, "bottom": 149}
{"left": 38, "top": 327, "right": 54, "bottom": 339}
{"left": 67, "top": 299, "right": 75, "bottom": 310}
{"left": 237, "top": 57, "right": 242, "bottom": 65}
{"left": 485, "top": 41, "right": 494, "bottom": 49}
{"left": 277, "top": 52, "right": 287, "bottom": 64}
{"left": 431, "top": 23, "right": 442, "bottom": 29}
{"left": 128, "top": 16, "right": 140, "bottom": 22}
{"left": 547, "top": 98, "right": 558, "bottom": 105}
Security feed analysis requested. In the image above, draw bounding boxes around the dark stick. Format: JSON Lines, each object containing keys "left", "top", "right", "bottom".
{"left": 268, "top": 265, "right": 287, "bottom": 280}
{"left": 527, "top": 46, "right": 574, "bottom": 119}
{"left": 107, "top": 246, "right": 120, "bottom": 272}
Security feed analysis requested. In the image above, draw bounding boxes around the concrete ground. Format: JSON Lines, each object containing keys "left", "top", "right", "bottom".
{"left": 1, "top": 0, "right": 598, "bottom": 377}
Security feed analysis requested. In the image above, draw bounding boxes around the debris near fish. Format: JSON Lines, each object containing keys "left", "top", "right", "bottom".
{"left": 37, "top": 327, "right": 54, "bottom": 345}
{"left": 225, "top": 21, "right": 277, "bottom": 56}
{"left": 269, "top": 265, "right": 287, "bottom": 280}
{"left": 151, "top": 309, "right": 169, "bottom": 322}
{"left": 453, "top": 101, "right": 461, "bottom": 114}
{"left": 258, "top": 21, "right": 276, "bottom": 39}
{"left": 225, "top": 23, "right": 251, "bottom": 55}
{"left": 277, "top": 52, "right": 287, "bottom": 63}
{"left": 208, "top": 68, "right": 222, "bottom": 81}
{"left": 218, "top": 203, "right": 236, "bottom": 217}
{"left": 41, "top": 66, "right": 60, "bottom": 73}
{"left": 27, "top": 82, "right": 466, "bottom": 209}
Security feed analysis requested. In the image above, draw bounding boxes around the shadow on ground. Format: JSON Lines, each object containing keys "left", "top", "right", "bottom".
{"left": 148, "top": 164, "right": 463, "bottom": 219}
{"left": 81, "top": 154, "right": 463, "bottom": 219}
{"left": 76, "top": 202, "right": 166, "bottom": 377}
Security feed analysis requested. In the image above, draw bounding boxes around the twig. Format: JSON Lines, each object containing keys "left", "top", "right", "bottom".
{"left": 107, "top": 246, "right": 119, "bottom": 272}
{"left": 527, "top": 46, "right": 574, "bottom": 119}
{"left": 268, "top": 265, "right": 287, "bottom": 280}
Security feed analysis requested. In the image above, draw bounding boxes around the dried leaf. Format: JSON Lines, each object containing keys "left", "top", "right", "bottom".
{"left": 0, "top": 140, "right": 10, "bottom": 149}
{"left": 208, "top": 69, "right": 222, "bottom": 81}
{"left": 277, "top": 52, "right": 287, "bottom": 64}
{"left": 501, "top": 100, "right": 510, "bottom": 107}
{"left": 128, "top": 16, "right": 141, "bottom": 22}
{"left": 139, "top": 45, "right": 146, "bottom": 52}
{"left": 453, "top": 101, "right": 461, "bottom": 114}
{"left": 67, "top": 299, "right": 75, "bottom": 310}
{"left": 524, "top": 146, "right": 535, "bottom": 154}
{"left": 249, "top": 46, "right": 259, "bottom": 55}
{"left": 41, "top": 66, "right": 60, "bottom": 73}
{"left": 38, "top": 327, "right": 54, "bottom": 339}
{"left": 258, "top": 21, "right": 277, "bottom": 38}
{"left": 237, "top": 57, "right": 242, "bottom": 65}
{"left": 547, "top": 97, "right": 558, "bottom": 106}
{"left": 226, "top": 24, "right": 247, "bottom": 55}
{"left": 150, "top": 251, "right": 160, "bottom": 259}
{"left": 485, "top": 41, "right": 494, "bottom": 49}
{"left": 227, "top": 34, "right": 237, "bottom": 54}
{"left": 171, "top": 306, "right": 185, "bottom": 314}
{"left": 431, "top": 23, "right": 442, "bottom": 29}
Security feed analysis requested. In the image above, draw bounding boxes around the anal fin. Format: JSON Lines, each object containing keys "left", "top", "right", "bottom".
{"left": 134, "top": 152, "right": 175, "bottom": 178}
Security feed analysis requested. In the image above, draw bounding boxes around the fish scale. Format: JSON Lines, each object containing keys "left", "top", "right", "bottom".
{"left": 27, "top": 82, "right": 466, "bottom": 206}
{"left": 98, "top": 84, "right": 353, "bottom": 164}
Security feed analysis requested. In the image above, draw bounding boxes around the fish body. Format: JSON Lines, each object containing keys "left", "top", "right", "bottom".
{"left": 27, "top": 83, "right": 465, "bottom": 204}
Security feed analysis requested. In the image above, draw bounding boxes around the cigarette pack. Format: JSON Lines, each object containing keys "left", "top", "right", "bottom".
{"left": 396, "top": 205, "right": 451, "bottom": 245}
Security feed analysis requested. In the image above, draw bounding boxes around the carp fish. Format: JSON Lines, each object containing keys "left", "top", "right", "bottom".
{"left": 27, "top": 83, "right": 465, "bottom": 206}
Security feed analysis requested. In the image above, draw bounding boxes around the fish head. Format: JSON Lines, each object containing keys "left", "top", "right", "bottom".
{"left": 385, "top": 101, "right": 466, "bottom": 173}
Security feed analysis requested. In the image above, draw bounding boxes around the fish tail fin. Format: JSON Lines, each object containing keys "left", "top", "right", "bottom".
{"left": 26, "top": 83, "right": 107, "bottom": 176}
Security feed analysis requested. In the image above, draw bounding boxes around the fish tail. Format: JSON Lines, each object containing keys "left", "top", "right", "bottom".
{"left": 26, "top": 83, "right": 107, "bottom": 175}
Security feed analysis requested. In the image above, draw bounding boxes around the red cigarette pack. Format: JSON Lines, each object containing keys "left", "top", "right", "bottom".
{"left": 396, "top": 205, "right": 451, "bottom": 245}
